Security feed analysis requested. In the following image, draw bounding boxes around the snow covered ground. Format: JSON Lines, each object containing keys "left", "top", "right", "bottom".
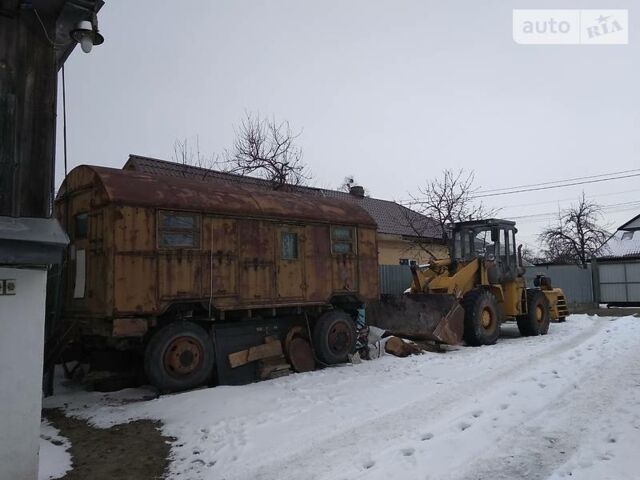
{"left": 42, "top": 314, "right": 640, "bottom": 480}
{"left": 39, "top": 420, "right": 72, "bottom": 480}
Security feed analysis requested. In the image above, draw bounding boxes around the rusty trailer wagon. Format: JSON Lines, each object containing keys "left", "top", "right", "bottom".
{"left": 55, "top": 165, "right": 379, "bottom": 391}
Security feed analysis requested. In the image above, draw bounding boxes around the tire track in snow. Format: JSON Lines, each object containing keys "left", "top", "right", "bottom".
{"left": 229, "top": 317, "right": 608, "bottom": 480}
{"left": 452, "top": 321, "right": 640, "bottom": 480}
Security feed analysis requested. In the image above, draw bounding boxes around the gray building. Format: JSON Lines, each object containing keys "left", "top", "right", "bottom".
{"left": 594, "top": 213, "right": 640, "bottom": 305}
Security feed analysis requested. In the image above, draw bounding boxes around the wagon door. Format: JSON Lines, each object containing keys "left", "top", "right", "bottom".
{"left": 276, "top": 227, "right": 305, "bottom": 300}
{"left": 331, "top": 225, "right": 359, "bottom": 292}
{"left": 203, "top": 217, "right": 238, "bottom": 300}
{"left": 86, "top": 210, "right": 106, "bottom": 309}
{"left": 238, "top": 220, "right": 275, "bottom": 304}
{"left": 157, "top": 211, "right": 203, "bottom": 300}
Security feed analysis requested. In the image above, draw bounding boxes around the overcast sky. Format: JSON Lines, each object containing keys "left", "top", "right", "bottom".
{"left": 57, "top": 0, "right": 639, "bottom": 250}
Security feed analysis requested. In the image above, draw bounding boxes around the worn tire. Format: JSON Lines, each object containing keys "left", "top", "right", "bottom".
{"left": 462, "top": 289, "right": 501, "bottom": 346}
{"left": 517, "top": 290, "right": 551, "bottom": 336}
{"left": 144, "top": 321, "right": 215, "bottom": 392}
{"left": 312, "top": 311, "right": 357, "bottom": 365}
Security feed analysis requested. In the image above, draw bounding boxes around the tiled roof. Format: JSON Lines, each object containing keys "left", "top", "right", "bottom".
{"left": 596, "top": 229, "right": 640, "bottom": 259}
{"left": 124, "top": 155, "right": 444, "bottom": 240}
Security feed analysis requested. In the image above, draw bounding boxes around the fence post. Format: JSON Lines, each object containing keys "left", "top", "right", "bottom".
{"left": 591, "top": 258, "right": 600, "bottom": 306}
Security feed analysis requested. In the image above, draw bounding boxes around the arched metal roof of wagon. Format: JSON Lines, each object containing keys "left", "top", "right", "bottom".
{"left": 59, "top": 165, "right": 377, "bottom": 228}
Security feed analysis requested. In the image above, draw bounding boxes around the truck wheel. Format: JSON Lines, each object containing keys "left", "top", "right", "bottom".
{"left": 517, "top": 290, "right": 551, "bottom": 336}
{"left": 462, "top": 289, "right": 500, "bottom": 346}
{"left": 144, "top": 321, "right": 214, "bottom": 392}
{"left": 312, "top": 311, "right": 356, "bottom": 365}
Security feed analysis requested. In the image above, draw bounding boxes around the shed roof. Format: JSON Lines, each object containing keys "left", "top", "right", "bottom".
{"left": 58, "top": 165, "right": 377, "bottom": 228}
{"left": 124, "top": 155, "right": 443, "bottom": 240}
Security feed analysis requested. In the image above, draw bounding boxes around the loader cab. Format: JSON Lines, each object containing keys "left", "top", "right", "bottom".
{"left": 450, "top": 219, "right": 519, "bottom": 284}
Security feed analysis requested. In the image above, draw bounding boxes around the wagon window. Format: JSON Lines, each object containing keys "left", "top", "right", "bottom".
{"left": 281, "top": 232, "right": 298, "bottom": 260}
{"left": 331, "top": 226, "right": 355, "bottom": 254}
{"left": 158, "top": 211, "right": 199, "bottom": 248}
{"left": 75, "top": 213, "right": 88, "bottom": 239}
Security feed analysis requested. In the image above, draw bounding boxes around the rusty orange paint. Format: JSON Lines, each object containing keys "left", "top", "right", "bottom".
{"left": 55, "top": 165, "right": 380, "bottom": 335}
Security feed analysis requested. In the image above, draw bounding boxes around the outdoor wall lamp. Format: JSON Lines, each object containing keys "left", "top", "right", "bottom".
{"left": 70, "top": 18, "right": 104, "bottom": 53}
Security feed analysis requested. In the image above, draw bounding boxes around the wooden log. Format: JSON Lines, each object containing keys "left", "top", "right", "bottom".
{"left": 384, "top": 336, "right": 423, "bottom": 357}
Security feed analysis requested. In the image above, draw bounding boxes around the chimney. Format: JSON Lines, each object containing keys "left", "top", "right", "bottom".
{"left": 349, "top": 185, "right": 365, "bottom": 198}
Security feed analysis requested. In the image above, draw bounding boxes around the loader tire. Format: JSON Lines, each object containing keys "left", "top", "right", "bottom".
{"left": 462, "top": 289, "right": 500, "bottom": 346}
{"left": 517, "top": 290, "right": 551, "bottom": 337}
{"left": 144, "top": 321, "right": 215, "bottom": 392}
{"left": 312, "top": 311, "right": 357, "bottom": 365}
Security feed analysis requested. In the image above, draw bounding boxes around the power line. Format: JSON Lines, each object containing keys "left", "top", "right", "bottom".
{"left": 473, "top": 173, "right": 640, "bottom": 199}
{"left": 496, "top": 187, "right": 640, "bottom": 211}
{"left": 476, "top": 168, "right": 640, "bottom": 195}
{"left": 512, "top": 201, "right": 640, "bottom": 223}
{"left": 401, "top": 170, "right": 640, "bottom": 205}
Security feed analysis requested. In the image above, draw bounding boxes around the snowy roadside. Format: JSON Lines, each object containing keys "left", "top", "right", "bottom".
{"left": 41, "top": 314, "right": 640, "bottom": 480}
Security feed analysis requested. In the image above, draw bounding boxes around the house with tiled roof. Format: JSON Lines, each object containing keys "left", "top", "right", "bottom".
{"left": 124, "top": 155, "right": 447, "bottom": 265}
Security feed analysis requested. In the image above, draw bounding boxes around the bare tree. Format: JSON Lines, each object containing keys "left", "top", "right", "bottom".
{"left": 397, "top": 205, "right": 443, "bottom": 261}
{"left": 520, "top": 245, "right": 546, "bottom": 265}
{"left": 223, "top": 113, "right": 310, "bottom": 190}
{"left": 409, "top": 169, "right": 496, "bottom": 242}
{"left": 539, "top": 193, "right": 610, "bottom": 265}
{"left": 172, "top": 136, "right": 218, "bottom": 179}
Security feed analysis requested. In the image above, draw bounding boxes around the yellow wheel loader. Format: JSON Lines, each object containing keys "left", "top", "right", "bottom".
{"left": 367, "top": 219, "right": 569, "bottom": 346}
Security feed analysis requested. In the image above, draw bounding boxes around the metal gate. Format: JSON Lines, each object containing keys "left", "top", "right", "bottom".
{"left": 597, "top": 260, "right": 640, "bottom": 304}
{"left": 524, "top": 264, "right": 594, "bottom": 308}
{"left": 379, "top": 265, "right": 413, "bottom": 295}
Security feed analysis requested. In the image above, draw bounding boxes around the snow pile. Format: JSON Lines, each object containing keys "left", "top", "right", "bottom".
{"left": 44, "top": 314, "right": 640, "bottom": 480}
{"left": 39, "top": 420, "right": 72, "bottom": 480}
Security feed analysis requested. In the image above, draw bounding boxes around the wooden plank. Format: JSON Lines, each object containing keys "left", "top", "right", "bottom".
{"left": 228, "top": 340, "right": 283, "bottom": 368}
{"left": 247, "top": 340, "right": 282, "bottom": 362}
{"left": 228, "top": 349, "right": 250, "bottom": 369}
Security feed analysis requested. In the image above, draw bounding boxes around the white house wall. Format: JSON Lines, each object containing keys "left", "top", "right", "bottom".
{"left": 0, "top": 267, "right": 47, "bottom": 480}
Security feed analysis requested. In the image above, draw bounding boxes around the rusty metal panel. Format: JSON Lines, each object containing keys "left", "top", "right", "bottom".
{"left": 202, "top": 216, "right": 238, "bottom": 298}
{"left": 60, "top": 165, "right": 376, "bottom": 228}
{"left": 114, "top": 206, "right": 154, "bottom": 252}
{"left": 276, "top": 226, "right": 305, "bottom": 299}
{"left": 303, "top": 224, "right": 332, "bottom": 302}
{"left": 158, "top": 250, "right": 203, "bottom": 300}
{"left": 114, "top": 254, "right": 156, "bottom": 314}
{"left": 57, "top": 165, "right": 383, "bottom": 328}
{"left": 357, "top": 227, "right": 379, "bottom": 301}
{"left": 238, "top": 220, "right": 275, "bottom": 303}
{"left": 332, "top": 254, "right": 358, "bottom": 292}
{"left": 86, "top": 210, "right": 106, "bottom": 311}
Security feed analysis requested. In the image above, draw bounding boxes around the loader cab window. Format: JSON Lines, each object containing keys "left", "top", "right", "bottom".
{"left": 331, "top": 226, "right": 356, "bottom": 254}
{"left": 452, "top": 229, "right": 474, "bottom": 260}
{"left": 158, "top": 211, "right": 200, "bottom": 248}
{"left": 499, "top": 228, "right": 518, "bottom": 280}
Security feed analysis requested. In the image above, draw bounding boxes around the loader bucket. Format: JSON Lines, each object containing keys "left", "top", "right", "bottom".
{"left": 366, "top": 294, "right": 465, "bottom": 345}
